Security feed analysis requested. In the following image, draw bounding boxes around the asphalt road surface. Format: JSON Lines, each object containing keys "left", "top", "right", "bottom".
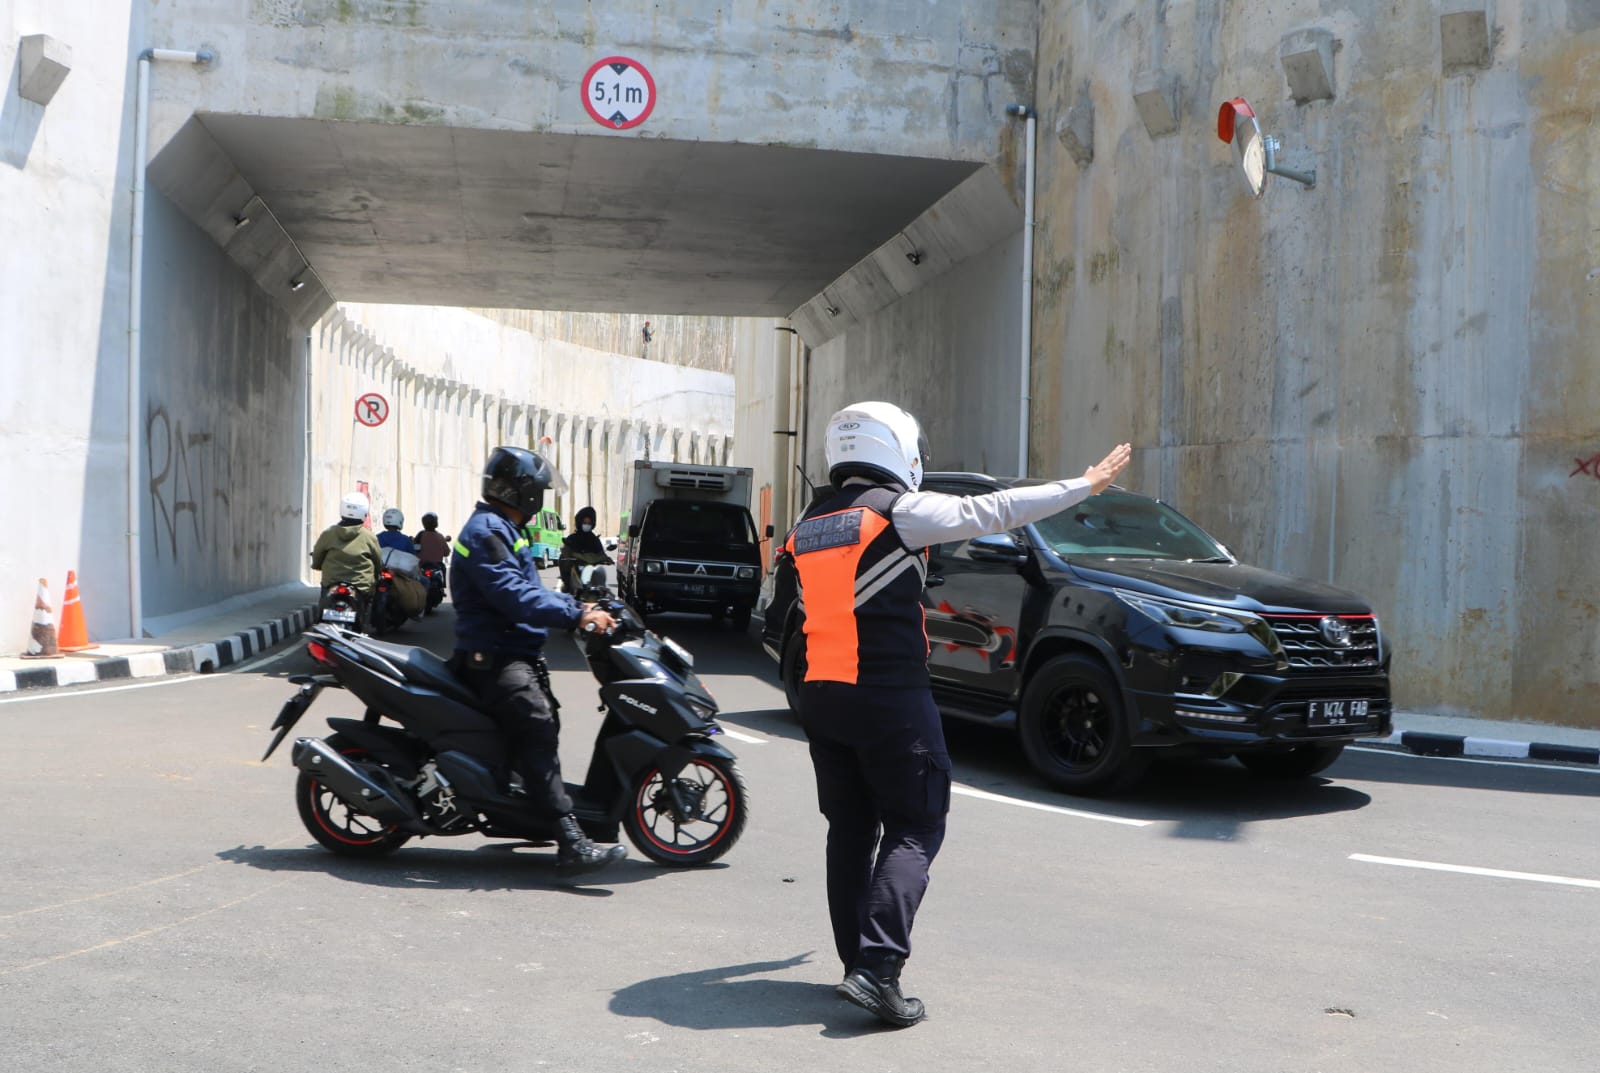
{"left": 2, "top": 598, "right": 1596, "bottom": 1072}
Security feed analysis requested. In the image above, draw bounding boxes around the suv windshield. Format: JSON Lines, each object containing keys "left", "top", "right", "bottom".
{"left": 1032, "top": 490, "right": 1228, "bottom": 561}
{"left": 643, "top": 501, "right": 757, "bottom": 545}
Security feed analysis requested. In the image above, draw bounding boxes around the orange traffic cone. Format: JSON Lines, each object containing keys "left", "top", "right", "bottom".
{"left": 58, "top": 570, "right": 97, "bottom": 652}
{"left": 21, "top": 578, "right": 59, "bottom": 659}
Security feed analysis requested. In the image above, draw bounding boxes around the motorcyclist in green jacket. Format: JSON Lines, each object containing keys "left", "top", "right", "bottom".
{"left": 311, "top": 492, "right": 385, "bottom": 594}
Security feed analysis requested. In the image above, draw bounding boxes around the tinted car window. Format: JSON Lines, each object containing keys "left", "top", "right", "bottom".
{"left": 1033, "top": 490, "right": 1227, "bottom": 560}
{"left": 643, "top": 501, "right": 757, "bottom": 544}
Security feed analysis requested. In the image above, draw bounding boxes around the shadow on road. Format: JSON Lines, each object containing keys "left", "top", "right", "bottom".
{"left": 1334, "top": 747, "right": 1600, "bottom": 798}
{"left": 611, "top": 953, "right": 896, "bottom": 1037}
{"left": 215, "top": 841, "right": 709, "bottom": 897}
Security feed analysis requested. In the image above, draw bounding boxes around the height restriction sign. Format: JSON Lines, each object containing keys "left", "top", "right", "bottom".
{"left": 582, "top": 56, "right": 656, "bottom": 129}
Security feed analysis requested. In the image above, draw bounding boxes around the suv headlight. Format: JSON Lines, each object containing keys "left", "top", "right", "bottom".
{"left": 644, "top": 560, "right": 663, "bottom": 574}
{"left": 737, "top": 566, "right": 756, "bottom": 580}
{"left": 1115, "top": 589, "right": 1288, "bottom": 665}
{"left": 1114, "top": 589, "right": 1253, "bottom": 633}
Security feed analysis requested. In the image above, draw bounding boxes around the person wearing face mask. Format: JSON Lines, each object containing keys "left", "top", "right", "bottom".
{"left": 558, "top": 505, "right": 611, "bottom": 595}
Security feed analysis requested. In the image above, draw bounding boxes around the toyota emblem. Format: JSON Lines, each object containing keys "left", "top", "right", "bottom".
{"left": 1319, "top": 616, "right": 1353, "bottom": 647}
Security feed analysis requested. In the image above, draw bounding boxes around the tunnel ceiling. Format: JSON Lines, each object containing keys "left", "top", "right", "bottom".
{"left": 187, "top": 115, "right": 982, "bottom": 316}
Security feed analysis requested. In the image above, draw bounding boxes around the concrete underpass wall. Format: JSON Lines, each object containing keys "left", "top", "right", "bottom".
{"left": 801, "top": 232, "right": 1026, "bottom": 481}
{"left": 142, "top": 0, "right": 1037, "bottom": 164}
{"left": 138, "top": 191, "right": 306, "bottom": 620}
{"left": 730, "top": 319, "right": 802, "bottom": 566}
{"left": 1028, "top": 1, "right": 1600, "bottom": 726}
{"left": 309, "top": 306, "right": 736, "bottom": 554}
{"left": 2, "top": 2, "right": 140, "bottom": 652}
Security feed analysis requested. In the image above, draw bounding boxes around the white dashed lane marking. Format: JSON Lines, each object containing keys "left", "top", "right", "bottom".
{"left": 1349, "top": 853, "right": 1600, "bottom": 890}
{"left": 952, "top": 784, "right": 1153, "bottom": 827}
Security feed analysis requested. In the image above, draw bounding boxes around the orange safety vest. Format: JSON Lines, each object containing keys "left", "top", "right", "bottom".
{"left": 784, "top": 485, "right": 930, "bottom": 688}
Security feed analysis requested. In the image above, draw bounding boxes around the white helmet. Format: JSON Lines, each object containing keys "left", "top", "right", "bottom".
{"left": 824, "top": 401, "right": 931, "bottom": 491}
{"left": 381, "top": 507, "right": 404, "bottom": 529}
{"left": 339, "top": 491, "right": 370, "bottom": 522}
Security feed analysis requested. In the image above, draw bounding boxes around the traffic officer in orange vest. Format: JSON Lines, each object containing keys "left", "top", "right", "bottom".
{"left": 785, "top": 401, "right": 1131, "bottom": 1027}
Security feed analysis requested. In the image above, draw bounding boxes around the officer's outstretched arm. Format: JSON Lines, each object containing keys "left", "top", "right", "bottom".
{"left": 892, "top": 443, "right": 1132, "bottom": 549}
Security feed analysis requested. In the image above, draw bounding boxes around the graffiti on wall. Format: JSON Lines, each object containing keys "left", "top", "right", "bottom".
{"left": 146, "top": 404, "right": 233, "bottom": 561}
{"left": 1569, "top": 453, "right": 1600, "bottom": 481}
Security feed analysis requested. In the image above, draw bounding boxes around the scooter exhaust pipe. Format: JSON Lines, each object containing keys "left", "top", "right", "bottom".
{"left": 291, "top": 738, "right": 428, "bottom": 832}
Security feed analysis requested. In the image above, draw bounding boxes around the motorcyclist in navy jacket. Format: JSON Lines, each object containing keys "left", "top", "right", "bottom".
{"left": 450, "top": 446, "right": 626, "bottom": 875}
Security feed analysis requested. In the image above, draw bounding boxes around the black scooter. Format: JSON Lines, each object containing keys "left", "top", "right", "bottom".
{"left": 262, "top": 603, "right": 746, "bottom": 867}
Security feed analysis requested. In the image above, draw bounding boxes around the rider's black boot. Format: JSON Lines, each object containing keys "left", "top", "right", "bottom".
{"left": 837, "top": 953, "right": 927, "bottom": 1027}
{"left": 555, "top": 813, "right": 627, "bottom": 875}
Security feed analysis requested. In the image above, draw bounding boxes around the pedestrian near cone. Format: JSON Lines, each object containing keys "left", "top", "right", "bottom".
{"left": 21, "top": 578, "right": 59, "bottom": 659}
{"left": 58, "top": 570, "right": 97, "bottom": 652}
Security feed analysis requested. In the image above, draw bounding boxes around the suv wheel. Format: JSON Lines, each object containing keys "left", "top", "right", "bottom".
{"left": 1237, "top": 744, "right": 1345, "bottom": 778}
{"left": 1019, "top": 655, "right": 1148, "bottom": 796}
{"left": 730, "top": 606, "right": 752, "bottom": 632}
{"left": 781, "top": 629, "right": 807, "bottom": 716}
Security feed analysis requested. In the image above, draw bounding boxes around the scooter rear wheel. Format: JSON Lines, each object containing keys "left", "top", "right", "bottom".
{"left": 295, "top": 734, "right": 413, "bottom": 857}
{"left": 623, "top": 755, "right": 747, "bottom": 866}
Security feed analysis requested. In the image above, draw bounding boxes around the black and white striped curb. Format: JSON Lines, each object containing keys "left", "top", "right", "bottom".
{"left": 1368, "top": 729, "right": 1600, "bottom": 766}
{"left": 0, "top": 605, "right": 318, "bottom": 694}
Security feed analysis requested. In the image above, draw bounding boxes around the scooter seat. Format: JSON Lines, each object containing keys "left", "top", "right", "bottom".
{"left": 352, "top": 637, "right": 477, "bottom": 706}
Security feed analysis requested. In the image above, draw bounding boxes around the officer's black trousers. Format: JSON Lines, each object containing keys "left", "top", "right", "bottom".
{"left": 458, "top": 656, "right": 573, "bottom": 818}
{"left": 800, "top": 681, "right": 951, "bottom": 973}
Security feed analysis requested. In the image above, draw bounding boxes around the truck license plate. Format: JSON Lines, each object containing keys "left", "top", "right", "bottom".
{"left": 1307, "top": 699, "right": 1370, "bottom": 726}
{"left": 680, "top": 583, "right": 708, "bottom": 596}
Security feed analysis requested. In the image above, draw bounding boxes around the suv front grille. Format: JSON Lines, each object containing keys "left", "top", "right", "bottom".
{"left": 1262, "top": 614, "right": 1381, "bottom": 671}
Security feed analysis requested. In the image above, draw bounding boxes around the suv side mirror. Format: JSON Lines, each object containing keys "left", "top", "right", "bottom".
{"left": 967, "top": 533, "right": 1029, "bottom": 565}
{"left": 764, "top": 524, "right": 775, "bottom": 539}
{"left": 628, "top": 524, "right": 641, "bottom": 538}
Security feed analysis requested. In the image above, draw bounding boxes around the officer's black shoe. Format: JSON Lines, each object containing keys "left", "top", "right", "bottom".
{"left": 555, "top": 814, "right": 627, "bottom": 875}
{"left": 837, "top": 955, "right": 926, "bottom": 1027}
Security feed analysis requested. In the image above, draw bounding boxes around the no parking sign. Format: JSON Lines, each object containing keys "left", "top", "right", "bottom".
{"left": 355, "top": 392, "right": 390, "bottom": 428}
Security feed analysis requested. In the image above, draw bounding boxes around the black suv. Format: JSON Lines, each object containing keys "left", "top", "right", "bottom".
{"left": 760, "top": 473, "right": 1392, "bottom": 794}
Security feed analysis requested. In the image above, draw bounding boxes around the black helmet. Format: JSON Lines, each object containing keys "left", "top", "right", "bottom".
{"left": 482, "top": 446, "right": 558, "bottom": 517}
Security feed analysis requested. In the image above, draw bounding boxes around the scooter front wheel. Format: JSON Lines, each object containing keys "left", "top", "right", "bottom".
{"left": 624, "top": 754, "right": 747, "bottom": 866}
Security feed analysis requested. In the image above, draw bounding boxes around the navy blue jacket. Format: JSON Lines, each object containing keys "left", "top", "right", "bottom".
{"left": 378, "top": 529, "right": 415, "bottom": 554}
{"left": 450, "top": 502, "right": 582, "bottom": 656}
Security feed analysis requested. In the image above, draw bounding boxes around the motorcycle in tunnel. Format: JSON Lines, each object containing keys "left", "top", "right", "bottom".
{"left": 371, "top": 547, "right": 429, "bottom": 635}
{"left": 559, "top": 545, "right": 616, "bottom": 597}
{"left": 317, "top": 582, "right": 368, "bottom": 633}
{"left": 261, "top": 601, "right": 747, "bottom": 868}
{"left": 420, "top": 561, "right": 447, "bottom": 614}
